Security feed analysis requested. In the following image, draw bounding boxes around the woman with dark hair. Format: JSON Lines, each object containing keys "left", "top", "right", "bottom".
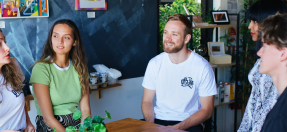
{"left": 0, "top": 29, "right": 35, "bottom": 132}
{"left": 246, "top": 0, "right": 286, "bottom": 51}
{"left": 30, "top": 19, "right": 91, "bottom": 132}
{"left": 238, "top": 0, "right": 286, "bottom": 132}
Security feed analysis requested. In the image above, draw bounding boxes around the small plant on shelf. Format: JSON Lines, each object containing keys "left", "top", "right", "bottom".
{"left": 220, "top": 29, "right": 235, "bottom": 48}
{"left": 53, "top": 110, "right": 111, "bottom": 132}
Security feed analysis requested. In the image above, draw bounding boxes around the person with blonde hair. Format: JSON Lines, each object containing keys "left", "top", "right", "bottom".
{"left": 30, "top": 19, "right": 91, "bottom": 132}
{"left": 0, "top": 29, "right": 35, "bottom": 132}
{"left": 141, "top": 14, "right": 217, "bottom": 132}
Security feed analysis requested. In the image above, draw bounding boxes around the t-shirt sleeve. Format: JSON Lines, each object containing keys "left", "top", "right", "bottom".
{"left": 198, "top": 63, "right": 218, "bottom": 97}
{"left": 142, "top": 59, "right": 156, "bottom": 90}
{"left": 29, "top": 63, "right": 50, "bottom": 85}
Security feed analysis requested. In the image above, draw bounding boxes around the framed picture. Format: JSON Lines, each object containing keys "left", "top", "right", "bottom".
{"left": 207, "top": 42, "right": 225, "bottom": 56}
{"left": 75, "top": 0, "right": 107, "bottom": 10}
{"left": 211, "top": 10, "right": 230, "bottom": 25}
{"left": 0, "top": 0, "right": 49, "bottom": 19}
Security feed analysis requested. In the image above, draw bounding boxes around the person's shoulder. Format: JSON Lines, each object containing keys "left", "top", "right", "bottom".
{"left": 262, "top": 111, "right": 287, "bottom": 132}
{"left": 190, "top": 51, "right": 210, "bottom": 66}
{"left": 34, "top": 57, "right": 52, "bottom": 66}
{"left": 281, "top": 88, "right": 287, "bottom": 102}
{"left": 148, "top": 52, "right": 167, "bottom": 65}
{"left": 34, "top": 62, "right": 50, "bottom": 66}
{"left": 33, "top": 61, "right": 51, "bottom": 70}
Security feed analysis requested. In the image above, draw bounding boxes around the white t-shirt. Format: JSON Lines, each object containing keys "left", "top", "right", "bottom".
{"left": 0, "top": 74, "right": 26, "bottom": 131}
{"left": 142, "top": 51, "right": 217, "bottom": 121}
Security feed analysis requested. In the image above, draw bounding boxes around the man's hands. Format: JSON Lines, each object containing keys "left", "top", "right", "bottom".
{"left": 167, "top": 96, "right": 215, "bottom": 130}
{"left": 167, "top": 124, "right": 181, "bottom": 129}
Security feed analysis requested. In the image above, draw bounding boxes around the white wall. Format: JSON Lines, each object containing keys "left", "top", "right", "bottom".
{"left": 215, "top": 66, "right": 242, "bottom": 132}
{"left": 27, "top": 77, "right": 145, "bottom": 126}
{"left": 88, "top": 77, "right": 145, "bottom": 123}
{"left": 213, "top": 105, "right": 242, "bottom": 132}
{"left": 212, "top": 1, "right": 245, "bottom": 130}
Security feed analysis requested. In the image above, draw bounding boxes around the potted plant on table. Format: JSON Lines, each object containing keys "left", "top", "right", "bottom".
{"left": 53, "top": 110, "right": 111, "bottom": 132}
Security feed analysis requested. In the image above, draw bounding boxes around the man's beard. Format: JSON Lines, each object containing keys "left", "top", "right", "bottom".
{"left": 163, "top": 40, "right": 184, "bottom": 53}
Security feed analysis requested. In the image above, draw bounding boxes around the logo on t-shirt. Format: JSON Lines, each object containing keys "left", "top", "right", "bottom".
{"left": 12, "top": 90, "right": 22, "bottom": 97}
{"left": 181, "top": 77, "right": 194, "bottom": 89}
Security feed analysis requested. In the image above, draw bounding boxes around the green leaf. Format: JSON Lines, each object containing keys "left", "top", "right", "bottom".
{"left": 83, "top": 129, "right": 92, "bottom": 132}
{"left": 79, "top": 124, "right": 85, "bottom": 132}
{"left": 84, "top": 116, "right": 92, "bottom": 128}
{"left": 73, "top": 110, "right": 81, "bottom": 120}
{"left": 91, "top": 123, "right": 99, "bottom": 128}
{"left": 93, "top": 123, "right": 106, "bottom": 132}
{"left": 92, "top": 115, "right": 102, "bottom": 123}
{"left": 65, "top": 126, "right": 77, "bottom": 132}
{"left": 105, "top": 110, "right": 111, "bottom": 119}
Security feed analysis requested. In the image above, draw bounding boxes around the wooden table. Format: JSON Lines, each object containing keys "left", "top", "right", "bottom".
{"left": 106, "top": 118, "right": 187, "bottom": 132}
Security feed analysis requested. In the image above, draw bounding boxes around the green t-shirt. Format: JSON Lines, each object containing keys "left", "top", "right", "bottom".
{"left": 30, "top": 61, "right": 82, "bottom": 116}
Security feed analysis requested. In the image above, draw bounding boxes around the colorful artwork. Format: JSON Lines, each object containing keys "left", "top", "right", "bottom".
{"left": 1, "top": 0, "right": 20, "bottom": 17}
{"left": 75, "top": 0, "right": 107, "bottom": 10}
{"left": 0, "top": 0, "right": 48, "bottom": 18}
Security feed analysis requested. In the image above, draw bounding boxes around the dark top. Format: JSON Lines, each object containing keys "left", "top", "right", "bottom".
{"left": 261, "top": 87, "right": 287, "bottom": 132}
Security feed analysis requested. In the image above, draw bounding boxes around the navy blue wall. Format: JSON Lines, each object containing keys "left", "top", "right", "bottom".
{"left": 2, "top": 0, "right": 158, "bottom": 94}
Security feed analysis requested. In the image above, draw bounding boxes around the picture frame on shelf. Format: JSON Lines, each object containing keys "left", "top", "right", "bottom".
{"left": 0, "top": 0, "right": 49, "bottom": 19}
{"left": 207, "top": 42, "right": 232, "bottom": 64}
{"left": 208, "top": 42, "right": 225, "bottom": 55}
{"left": 75, "top": 0, "right": 107, "bottom": 10}
{"left": 211, "top": 10, "right": 230, "bottom": 25}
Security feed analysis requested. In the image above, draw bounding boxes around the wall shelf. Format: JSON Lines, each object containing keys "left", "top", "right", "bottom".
{"left": 211, "top": 63, "right": 236, "bottom": 69}
{"left": 24, "top": 83, "right": 122, "bottom": 111}
{"left": 193, "top": 24, "right": 237, "bottom": 29}
{"left": 25, "top": 94, "right": 34, "bottom": 111}
{"left": 214, "top": 101, "right": 235, "bottom": 108}
{"left": 90, "top": 83, "right": 122, "bottom": 99}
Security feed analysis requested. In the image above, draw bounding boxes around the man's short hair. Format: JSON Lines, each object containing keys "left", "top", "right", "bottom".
{"left": 167, "top": 14, "right": 192, "bottom": 38}
{"left": 259, "top": 13, "right": 287, "bottom": 49}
